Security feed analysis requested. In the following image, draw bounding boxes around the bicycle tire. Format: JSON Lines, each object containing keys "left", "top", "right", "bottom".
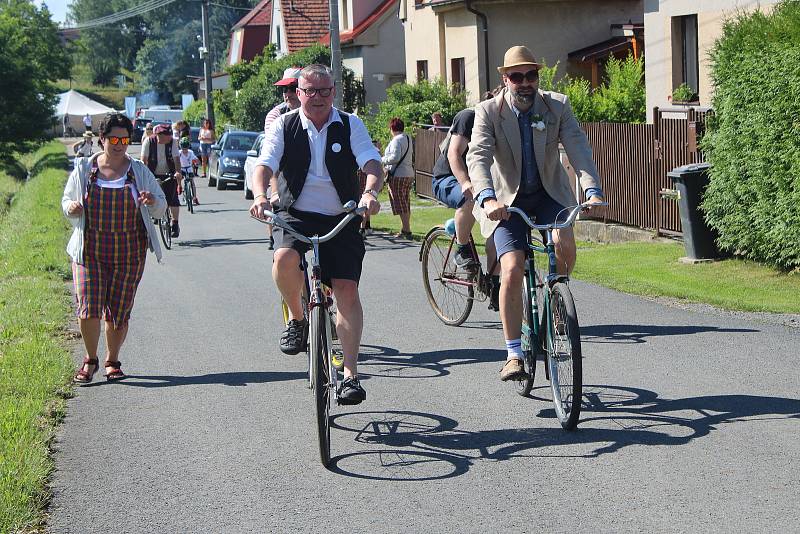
{"left": 515, "top": 274, "right": 536, "bottom": 397}
{"left": 546, "top": 282, "right": 582, "bottom": 430}
{"left": 421, "top": 227, "right": 474, "bottom": 326}
{"left": 310, "top": 305, "right": 331, "bottom": 466}
{"left": 184, "top": 181, "right": 194, "bottom": 214}
{"left": 158, "top": 209, "right": 172, "bottom": 250}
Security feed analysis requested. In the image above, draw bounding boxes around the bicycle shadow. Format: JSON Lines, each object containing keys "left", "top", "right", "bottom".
{"left": 356, "top": 344, "right": 505, "bottom": 380}
{"left": 581, "top": 323, "right": 758, "bottom": 344}
{"left": 177, "top": 237, "right": 270, "bottom": 248}
{"left": 105, "top": 371, "right": 306, "bottom": 387}
{"left": 327, "top": 386, "right": 800, "bottom": 480}
{"left": 192, "top": 208, "right": 248, "bottom": 215}
{"left": 363, "top": 234, "right": 419, "bottom": 251}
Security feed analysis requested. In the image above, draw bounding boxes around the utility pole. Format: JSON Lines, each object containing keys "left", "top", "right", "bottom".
{"left": 329, "top": 0, "right": 343, "bottom": 108}
{"left": 200, "top": 0, "right": 215, "bottom": 125}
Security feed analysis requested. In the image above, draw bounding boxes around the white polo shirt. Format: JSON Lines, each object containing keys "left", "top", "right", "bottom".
{"left": 258, "top": 108, "right": 380, "bottom": 215}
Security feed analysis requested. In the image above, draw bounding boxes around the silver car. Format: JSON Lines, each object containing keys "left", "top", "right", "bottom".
{"left": 243, "top": 133, "right": 264, "bottom": 200}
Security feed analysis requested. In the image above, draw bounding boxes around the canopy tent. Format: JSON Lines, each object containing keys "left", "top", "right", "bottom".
{"left": 54, "top": 90, "right": 115, "bottom": 136}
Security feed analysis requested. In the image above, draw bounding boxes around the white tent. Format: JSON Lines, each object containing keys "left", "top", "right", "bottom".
{"left": 54, "top": 90, "right": 115, "bottom": 136}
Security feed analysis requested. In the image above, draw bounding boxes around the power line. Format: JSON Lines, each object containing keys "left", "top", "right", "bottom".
{"left": 68, "top": 0, "right": 180, "bottom": 30}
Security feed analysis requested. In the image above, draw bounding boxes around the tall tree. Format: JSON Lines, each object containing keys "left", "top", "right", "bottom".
{"left": 0, "top": 0, "right": 70, "bottom": 155}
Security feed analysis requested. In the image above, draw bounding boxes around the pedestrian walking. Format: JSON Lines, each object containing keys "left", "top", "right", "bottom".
{"left": 198, "top": 118, "right": 215, "bottom": 177}
{"left": 83, "top": 113, "right": 92, "bottom": 132}
{"left": 382, "top": 117, "right": 414, "bottom": 239}
{"left": 72, "top": 132, "right": 95, "bottom": 158}
{"left": 62, "top": 112, "right": 167, "bottom": 385}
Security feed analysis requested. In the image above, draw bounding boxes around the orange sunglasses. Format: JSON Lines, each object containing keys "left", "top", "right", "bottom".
{"left": 106, "top": 136, "right": 131, "bottom": 146}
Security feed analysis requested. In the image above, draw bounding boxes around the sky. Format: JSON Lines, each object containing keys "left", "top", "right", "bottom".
{"left": 36, "top": 0, "right": 70, "bottom": 24}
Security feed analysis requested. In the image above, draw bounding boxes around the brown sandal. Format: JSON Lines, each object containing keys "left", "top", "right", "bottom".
{"left": 104, "top": 361, "right": 126, "bottom": 382}
{"left": 73, "top": 356, "right": 99, "bottom": 385}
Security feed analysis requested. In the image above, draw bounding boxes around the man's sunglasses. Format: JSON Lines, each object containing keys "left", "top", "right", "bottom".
{"left": 298, "top": 86, "right": 333, "bottom": 98}
{"left": 282, "top": 84, "right": 298, "bottom": 93}
{"left": 106, "top": 136, "right": 131, "bottom": 146}
{"left": 506, "top": 69, "right": 539, "bottom": 84}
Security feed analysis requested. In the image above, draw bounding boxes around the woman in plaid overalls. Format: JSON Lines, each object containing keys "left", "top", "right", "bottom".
{"left": 63, "top": 113, "right": 167, "bottom": 384}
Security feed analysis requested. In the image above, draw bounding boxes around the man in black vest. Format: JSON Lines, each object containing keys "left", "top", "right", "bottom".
{"left": 142, "top": 123, "right": 183, "bottom": 237}
{"left": 249, "top": 64, "right": 383, "bottom": 405}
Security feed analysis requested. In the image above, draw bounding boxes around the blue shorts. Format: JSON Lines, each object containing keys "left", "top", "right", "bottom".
{"left": 199, "top": 143, "right": 212, "bottom": 157}
{"left": 492, "top": 190, "right": 568, "bottom": 259}
{"left": 432, "top": 175, "right": 466, "bottom": 209}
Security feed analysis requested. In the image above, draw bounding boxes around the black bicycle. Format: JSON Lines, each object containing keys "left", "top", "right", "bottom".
{"left": 181, "top": 166, "right": 196, "bottom": 214}
{"left": 253, "top": 201, "right": 366, "bottom": 467}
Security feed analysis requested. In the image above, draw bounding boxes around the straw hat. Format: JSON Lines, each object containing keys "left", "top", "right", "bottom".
{"left": 497, "top": 45, "right": 541, "bottom": 73}
{"left": 82, "top": 131, "right": 94, "bottom": 139}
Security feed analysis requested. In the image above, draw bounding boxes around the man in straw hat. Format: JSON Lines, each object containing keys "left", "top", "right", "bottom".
{"left": 467, "top": 45, "right": 605, "bottom": 382}
{"left": 73, "top": 131, "right": 95, "bottom": 158}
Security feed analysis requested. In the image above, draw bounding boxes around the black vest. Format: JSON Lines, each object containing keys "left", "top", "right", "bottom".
{"left": 146, "top": 135, "right": 175, "bottom": 176}
{"left": 276, "top": 110, "right": 358, "bottom": 211}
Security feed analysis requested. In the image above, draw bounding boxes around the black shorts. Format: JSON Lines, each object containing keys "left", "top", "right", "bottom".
{"left": 157, "top": 175, "right": 180, "bottom": 207}
{"left": 273, "top": 207, "right": 365, "bottom": 286}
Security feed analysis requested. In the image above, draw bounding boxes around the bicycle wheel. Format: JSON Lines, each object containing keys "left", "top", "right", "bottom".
{"left": 421, "top": 227, "right": 474, "bottom": 326}
{"left": 158, "top": 209, "right": 172, "bottom": 250}
{"left": 184, "top": 181, "right": 194, "bottom": 214}
{"left": 309, "top": 305, "right": 331, "bottom": 466}
{"left": 546, "top": 282, "right": 582, "bottom": 430}
{"left": 515, "top": 274, "right": 537, "bottom": 397}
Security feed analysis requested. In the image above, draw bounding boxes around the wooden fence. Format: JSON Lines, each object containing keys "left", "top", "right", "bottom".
{"left": 411, "top": 107, "right": 711, "bottom": 236}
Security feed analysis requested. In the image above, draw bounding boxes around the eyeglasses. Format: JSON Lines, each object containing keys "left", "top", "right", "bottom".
{"left": 298, "top": 86, "right": 333, "bottom": 98}
{"left": 282, "top": 84, "right": 298, "bottom": 94}
{"left": 506, "top": 69, "right": 539, "bottom": 84}
{"left": 105, "top": 136, "right": 131, "bottom": 146}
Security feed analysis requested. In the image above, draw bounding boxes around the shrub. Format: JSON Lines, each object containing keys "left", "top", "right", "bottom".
{"left": 702, "top": 1, "right": 800, "bottom": 270}
{"left": 183, "top": 90, "right": 235, "bottom": 135}
{"left": 671, "top": 83, "right": 697, "bottom": 103}
{"left": 537, "top": 55, "right": 645, "bottom": 123}
{"left": 364, "top": 79, "right": 467, "bottom": 147}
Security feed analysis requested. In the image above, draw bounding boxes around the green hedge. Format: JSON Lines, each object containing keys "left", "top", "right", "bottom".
{"left": 703, "top": 1, "right": 800, "bottom": 270}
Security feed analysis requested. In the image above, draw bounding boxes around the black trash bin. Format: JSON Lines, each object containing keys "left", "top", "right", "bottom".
{"left": 668, "top": 162, "right": 719, "bottom": 260}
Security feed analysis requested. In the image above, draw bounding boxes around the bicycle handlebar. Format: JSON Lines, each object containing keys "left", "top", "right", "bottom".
{"left": 251, "top": 201, "right": 367, "bottom": 244}
{"left": 507, "top": 201, "right": 608, "bottom": 231}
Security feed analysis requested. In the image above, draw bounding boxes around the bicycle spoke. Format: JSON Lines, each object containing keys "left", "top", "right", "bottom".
{"left": 421, "top": 229, "right": 474, "bottom": 326}
{"left": 547, "top": 283, "right": 582, "bottom": 430}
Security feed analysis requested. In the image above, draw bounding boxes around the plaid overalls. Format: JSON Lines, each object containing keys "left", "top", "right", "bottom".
{"left": 72, "top": 161, "right": 148, "bottom": 328}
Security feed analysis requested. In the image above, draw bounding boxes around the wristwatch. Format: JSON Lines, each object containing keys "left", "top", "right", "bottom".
{"left": 363, "top": 188, "right": 379, "bottom": 199}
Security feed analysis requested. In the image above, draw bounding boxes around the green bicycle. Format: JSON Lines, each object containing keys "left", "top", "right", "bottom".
{"left": 507, "top": 202, "right": 605, "bottom": 430}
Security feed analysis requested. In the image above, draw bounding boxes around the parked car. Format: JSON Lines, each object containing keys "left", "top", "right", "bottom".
{"left": 243, "top": 133, "right": 264, "bottom": 200}
{"left": 132, "top": 117, "right": 152, "bottom": 144}
{"left": 207, "top": 130, "right": 260, "bottom": 190}
{"left": 189, "top": 127, "right": 201, "bottom": 155}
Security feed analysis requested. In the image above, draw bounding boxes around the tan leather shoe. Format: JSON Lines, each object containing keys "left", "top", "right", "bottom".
{"left": 500, "top": 358, "right": 528, "bottom": 381}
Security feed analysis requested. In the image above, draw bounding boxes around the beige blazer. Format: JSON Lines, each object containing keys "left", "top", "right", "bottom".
{"left": 466, "top": 88, "right": 601, "bottom": 237}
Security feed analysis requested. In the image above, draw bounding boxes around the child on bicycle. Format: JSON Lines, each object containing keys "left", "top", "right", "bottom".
{"left": 178, "top": 137, "right": 200, "bottom": 205}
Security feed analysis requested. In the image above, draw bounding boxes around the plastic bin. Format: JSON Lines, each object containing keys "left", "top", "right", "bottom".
{"left": 667, "top": 162, "right": 719, "bottom": 260}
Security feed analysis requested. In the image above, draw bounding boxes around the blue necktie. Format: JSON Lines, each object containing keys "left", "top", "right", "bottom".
{"left": 517, "top": 110, "right": 540, "bottom": 195}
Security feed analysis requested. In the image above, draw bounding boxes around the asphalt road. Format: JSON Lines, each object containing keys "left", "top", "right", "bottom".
{"left": 48, "top": 163, "right": 800, "bottom": 533}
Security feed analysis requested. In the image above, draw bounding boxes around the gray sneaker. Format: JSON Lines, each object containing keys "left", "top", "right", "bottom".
{"left": 453, "top": 248, "right": 478, "bottom": 269}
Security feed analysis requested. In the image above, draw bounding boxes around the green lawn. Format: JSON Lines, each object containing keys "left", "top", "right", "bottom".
{"left": 0, "top": 143, "right": 74, "bottom": 532}
{"left": 370, "top": 193, "right": 800, "bottom": 314}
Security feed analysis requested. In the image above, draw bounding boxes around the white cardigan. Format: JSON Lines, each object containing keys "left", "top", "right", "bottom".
{"left": 62, "top": 154, "right": 167, "bottom": 264}
{"left": 381, "top": 133, "right": 414, "bottom": 178}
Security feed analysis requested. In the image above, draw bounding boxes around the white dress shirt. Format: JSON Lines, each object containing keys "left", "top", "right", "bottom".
{"left": 258, "top": 108, "right": 380, "bottom": 215}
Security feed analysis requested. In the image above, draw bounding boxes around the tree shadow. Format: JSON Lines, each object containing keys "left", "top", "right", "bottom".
{"left": 177, "top": 237, "right": 269, "bottom": 248}
{"left": 192, "top": 207, "right": 248, "bottom": 214}
{"left": 98, "top": 370, "right": 306, "bottom": 387}
{"left": 32, "top": 152, "right": 70, "bottom": 174}
{"left": 581, "top": 323, "right": 758, "bottom": 344}
{"left": 327, "top": 386, "right": 800, "bottom": 480}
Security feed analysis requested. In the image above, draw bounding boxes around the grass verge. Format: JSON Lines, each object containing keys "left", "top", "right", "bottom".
{"left": 369, "top": 195, "right": 800, "bottom": 314}
{"left": 0, "top": 142, "right": 74, "bottom": 533}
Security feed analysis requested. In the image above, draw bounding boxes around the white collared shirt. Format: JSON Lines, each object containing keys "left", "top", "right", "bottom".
{"left": 257, "top": 107, "right": 380, "bottom": 215}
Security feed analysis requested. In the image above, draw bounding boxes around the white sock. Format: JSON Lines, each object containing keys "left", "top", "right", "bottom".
{"left": 505, "top": 339, "right": 523, "bottom": 361}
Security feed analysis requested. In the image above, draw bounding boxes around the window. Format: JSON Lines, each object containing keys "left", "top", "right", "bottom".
{"left": 417, "top": 60, "right": 428, "bottom": 82}
{"left": 681, "top": 15, "right": 699, "bottom": 93}
{"left": 451, "top": 57, "right": 465, "bottom": 93}
{"left": 672, "top": 14, "right": 699, "bottom": 94}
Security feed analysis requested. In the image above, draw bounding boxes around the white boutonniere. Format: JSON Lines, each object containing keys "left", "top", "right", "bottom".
{"left": 531, "top": 114, "right": 546, "bottom": 132}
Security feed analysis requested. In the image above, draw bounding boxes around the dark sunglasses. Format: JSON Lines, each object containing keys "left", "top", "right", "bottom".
{"left": 298, "top": 86, "right": 333, "bottom": 98}
{"left": 105, "top": 136, "right": 131, "bottom": 146}
{"left": 282, "top": 84, "right": 298, "bottom": 93}
{"left": 507, "top": 69, "right": 539, "bottom": 84}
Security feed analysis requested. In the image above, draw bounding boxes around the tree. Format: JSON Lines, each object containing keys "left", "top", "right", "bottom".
{"left": 0, "top": 0, "right": 71, "bottom": 155}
